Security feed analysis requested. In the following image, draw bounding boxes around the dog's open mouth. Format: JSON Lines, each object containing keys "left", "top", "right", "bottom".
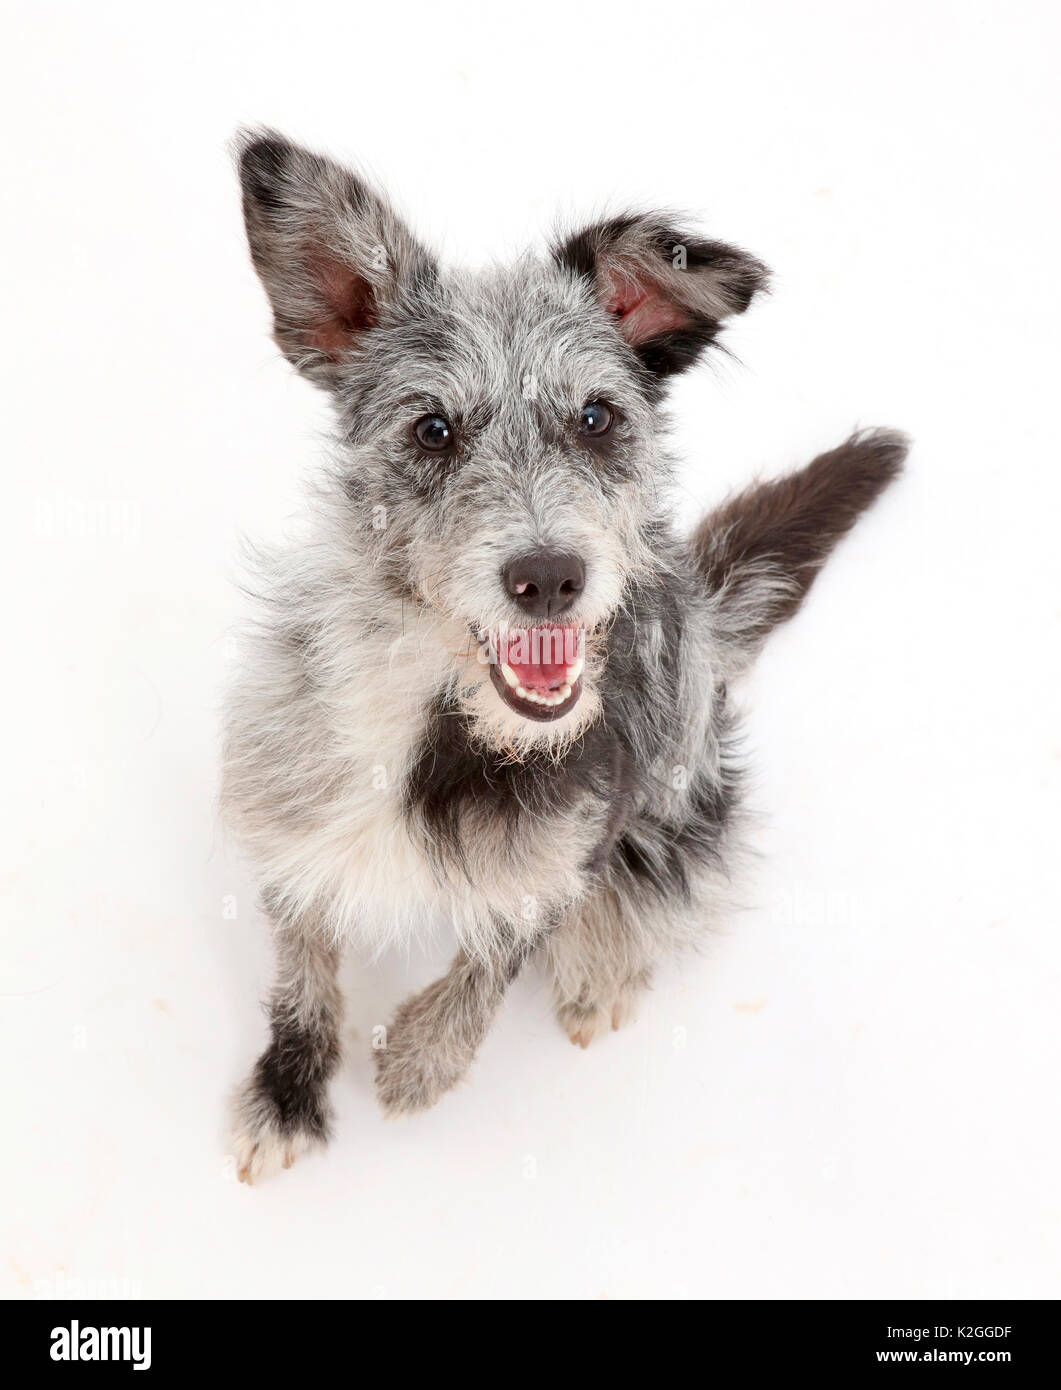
{"left": 485, "top": 623, "right": 584, "bottom": 722}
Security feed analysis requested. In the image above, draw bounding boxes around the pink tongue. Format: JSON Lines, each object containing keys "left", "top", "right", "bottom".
{"left": 501, "top": 626, "right": 580, "bottom": 693}
{"left": 510, "top": 659, "right": 568, "bottom": 692}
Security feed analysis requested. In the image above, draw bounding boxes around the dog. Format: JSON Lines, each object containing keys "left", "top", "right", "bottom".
{"left": 223, "top": 129, "right": 905, "bottom": 1182}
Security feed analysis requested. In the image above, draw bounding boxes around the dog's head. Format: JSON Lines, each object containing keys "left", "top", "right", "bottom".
{"left": 237, "top": 131, "right": 767, "bottom": 749}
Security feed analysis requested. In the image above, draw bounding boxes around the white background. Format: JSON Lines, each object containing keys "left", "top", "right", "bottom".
{"left": 2, "top": 0, "right": 1059, "bottom": 1300}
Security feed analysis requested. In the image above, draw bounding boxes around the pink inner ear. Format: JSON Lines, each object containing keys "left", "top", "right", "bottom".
{"left": 602, "top": 264, "right": 691, "bottom": 347}
{"left": 308, "top": 253, "right": 377, "bottom": 358}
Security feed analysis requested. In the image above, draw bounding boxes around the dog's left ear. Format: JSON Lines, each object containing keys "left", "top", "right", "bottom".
{"left": 553, "top": 215, "right": 768, "bottom": 378}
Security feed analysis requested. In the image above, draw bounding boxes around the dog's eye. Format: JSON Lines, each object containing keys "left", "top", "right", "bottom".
{"left": 578, "top": 401, "right": 614, "bottom": 437}
{"left": 413, "top": 414, "right": 454, "bottom": 452}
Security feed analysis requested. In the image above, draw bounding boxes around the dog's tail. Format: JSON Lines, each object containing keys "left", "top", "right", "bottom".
{"left": 691, "top": 428, "right": 907, "bottom": 661}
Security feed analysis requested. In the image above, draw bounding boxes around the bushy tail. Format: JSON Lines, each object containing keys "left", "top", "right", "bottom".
{"left": 691, "top": 428, "right": 907, "bottom": 658}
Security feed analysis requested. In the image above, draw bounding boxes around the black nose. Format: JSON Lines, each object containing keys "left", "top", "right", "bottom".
{"left": 502, "top": 550, "right": 585, "bottom": 618}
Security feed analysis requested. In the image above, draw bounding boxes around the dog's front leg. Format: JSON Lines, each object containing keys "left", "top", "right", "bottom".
{"left": 374, "top": 929, "right": 536, "bottom": 1117}
{"left": 229, "top": 905, "right": 343, "bottom": 1183}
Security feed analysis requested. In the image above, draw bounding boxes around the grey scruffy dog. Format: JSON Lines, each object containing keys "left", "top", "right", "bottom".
{"left": 223, "top": 129, "right": 905, "bottom": 1182}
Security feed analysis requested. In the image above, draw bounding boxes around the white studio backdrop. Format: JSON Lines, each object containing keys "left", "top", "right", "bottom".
{"left": 1, "top": 0, "right": 1059, "bottom": 1298}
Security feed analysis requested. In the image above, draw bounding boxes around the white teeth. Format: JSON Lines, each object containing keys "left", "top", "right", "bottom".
{"left": 505, "top": 681, "right": 571, "bottom": 708}
{"left": 500, "top": 663, "right": 520, "bottom": 689}
{"left": 567, "top": 657, "right": 584, "bottom": 683}
{"left": 512, "top": 687, "right": 569, "bottom": 707}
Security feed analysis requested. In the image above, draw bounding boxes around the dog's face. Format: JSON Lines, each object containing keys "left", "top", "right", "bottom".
{"left": 238, "top": 133, "right": 766, "bottom": 748}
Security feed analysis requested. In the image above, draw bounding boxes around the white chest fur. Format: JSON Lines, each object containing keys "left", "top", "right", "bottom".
{"left": 223, "top": 615, "right": 599, "bottom": 956}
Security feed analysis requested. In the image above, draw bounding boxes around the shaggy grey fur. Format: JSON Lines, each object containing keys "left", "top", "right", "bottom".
{"left": 223, "top": 129, "right": 905, "bottom": 1178}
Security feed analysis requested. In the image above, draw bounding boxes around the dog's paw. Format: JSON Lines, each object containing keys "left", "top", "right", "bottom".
{"left": 228, "top": 1116, "right": 315, "bottom": 1185}
{"left": 227, "top": 1070, "right": 328, "bottom": 1184}
{"left": 373, "top": 1030, "right": 465, "bottom": 1117}
{"left": 557, "top": 980, "right": 640, "bottom": 1049}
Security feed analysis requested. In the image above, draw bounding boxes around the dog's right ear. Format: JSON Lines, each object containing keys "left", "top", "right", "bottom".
{"left": 235, "top": 129, "right": 436, "bottom": 388}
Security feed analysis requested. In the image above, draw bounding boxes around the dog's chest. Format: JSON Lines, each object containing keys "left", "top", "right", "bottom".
{"left": 321, "top": 635, "right": 602, "bottom": 943}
